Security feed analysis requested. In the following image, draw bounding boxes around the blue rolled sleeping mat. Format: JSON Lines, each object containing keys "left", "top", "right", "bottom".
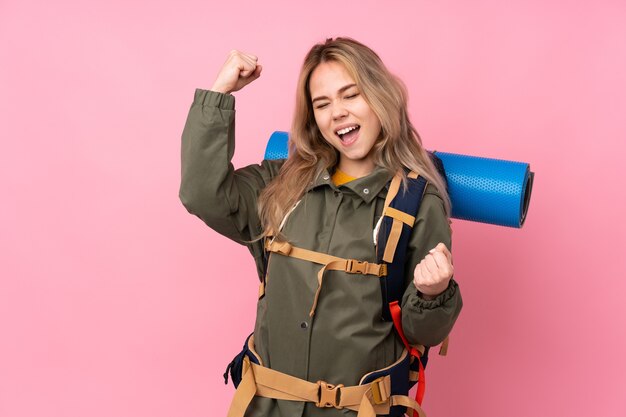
{"left": 264, "top": 131, "right": 534, "bottom": 228}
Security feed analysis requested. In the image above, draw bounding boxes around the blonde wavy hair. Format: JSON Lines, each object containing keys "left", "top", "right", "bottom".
{"left": 258, "top": 37, "right": 451, "bottom": 240}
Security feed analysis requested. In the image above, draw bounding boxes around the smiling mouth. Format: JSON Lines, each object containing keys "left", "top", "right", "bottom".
{"left": 335, "top": 125, "right": 361, "bottom": 142}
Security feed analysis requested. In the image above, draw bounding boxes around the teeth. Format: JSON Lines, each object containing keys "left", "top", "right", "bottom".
{"left": 336, "top": 125, "right": 359, "bottom": 136}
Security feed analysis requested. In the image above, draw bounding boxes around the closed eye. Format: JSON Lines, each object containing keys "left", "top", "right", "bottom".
{"left": 345, "top": 93, "right": 359, "bottom": 99}
{"left": 315, "top": 103, "right": 329, "bottom": 109}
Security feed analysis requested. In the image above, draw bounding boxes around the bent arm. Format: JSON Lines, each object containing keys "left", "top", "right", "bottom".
{"left": 400, "top": 184, "right": 463, "bottom": 347}
{"left": 179, "top": 89, "right": 283, "bottom": 274}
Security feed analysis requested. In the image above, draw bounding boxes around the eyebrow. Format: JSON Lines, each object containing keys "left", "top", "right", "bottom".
{"left": 311, "top": 83, "right": 357, "bottom": 103}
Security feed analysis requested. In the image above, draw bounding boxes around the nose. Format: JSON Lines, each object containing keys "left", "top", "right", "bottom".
{"left": 331, "top": 101, "right": 348, "bottom": 121}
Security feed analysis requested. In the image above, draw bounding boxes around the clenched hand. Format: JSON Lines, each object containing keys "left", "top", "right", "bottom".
{"left": 211, "top": 50, "right": 262, "bottom": 94}
{"left": 413, "top": 242, "right": 454, "bottom": 300}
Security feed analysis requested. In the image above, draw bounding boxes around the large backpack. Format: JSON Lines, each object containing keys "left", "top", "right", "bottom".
{"left": 224, "top": 154, "right": 449, "bottom": 417}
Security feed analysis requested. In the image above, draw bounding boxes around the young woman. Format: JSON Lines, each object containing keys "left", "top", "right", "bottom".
{"left": 180, "top": 38, "right": 462, "bottom": 417}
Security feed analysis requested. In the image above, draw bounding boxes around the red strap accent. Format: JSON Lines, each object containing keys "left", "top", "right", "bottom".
{"left": 389, "top": 301, "right": 426, "bottom": 414}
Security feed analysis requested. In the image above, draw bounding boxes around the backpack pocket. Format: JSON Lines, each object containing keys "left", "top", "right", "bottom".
{"left": 360, "top": 349, "right": 412, "bottom": 417}
{"left": 223, "top": 333, "right": 263, "bottom": 388}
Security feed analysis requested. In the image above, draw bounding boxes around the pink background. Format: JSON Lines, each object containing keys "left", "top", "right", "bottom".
{"left": 1, "top": 0, "right": 625, "bottom": 416}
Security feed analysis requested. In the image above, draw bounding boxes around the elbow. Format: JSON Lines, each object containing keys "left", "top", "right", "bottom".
{"left": 179, "top": 182, "right": 216, "bottom": 221}
{"left": 179, "top": 185, "right": 200, "bottom": 216}
{"left": 178, "top": 182, "right": 237, "bottom": 235}
{"left": 405, "top": 315, "right": 459, "bottom": 347}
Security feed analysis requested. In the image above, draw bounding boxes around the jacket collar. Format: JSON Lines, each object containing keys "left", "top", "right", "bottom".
{"left": 306, "top": 163, "right": 395, "bottom": 204}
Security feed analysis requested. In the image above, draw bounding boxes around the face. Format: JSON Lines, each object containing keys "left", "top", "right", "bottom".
{"left": 309, "top": 61, "right": 382, "bottom": 177}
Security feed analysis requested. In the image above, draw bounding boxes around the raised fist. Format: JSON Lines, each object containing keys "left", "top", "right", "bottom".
{"left": 210, "top": 50, "right": 262, "bottom": 94}
{"left": 413, "top": 242, "right": 454, "bottom": 300}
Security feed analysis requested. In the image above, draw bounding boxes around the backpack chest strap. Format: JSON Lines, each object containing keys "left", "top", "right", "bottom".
{"left": 380, "top": 205, "right": 417, "bottom": 263}
{"left": 383, "top": 206, "right": 416, "bottom": 226}
{"left": 265, "top": 239, "right": 387, "bottom": 317}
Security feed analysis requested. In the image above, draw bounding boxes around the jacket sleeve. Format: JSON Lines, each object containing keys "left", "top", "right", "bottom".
{"left": 178, "top": 89, "right": 284, "bottom": 277}
{"left": 400, "top": 184, "right": 463, "bottom": 347}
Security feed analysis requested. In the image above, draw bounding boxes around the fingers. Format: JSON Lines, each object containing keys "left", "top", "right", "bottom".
{"left": 423, "top": 254, "right": 438, "bottom": 275}
{"left": 430, "top": 251, "right": 449, "bottom": 271}
{"left": 413, "top": 262, "right": 442, "bottom": 297}
{"left": 413, "top": 261, "right": 453, "bottom": 298}
{"left": 231, "top": 50, "right": 257, "bottom": 62}
{"left": 230, "top": 50, "right": 259, "bottom": 77}
{"left": 249, "top": 64, "right": 263, "bottom": 81}
{"left": 429, "top": 242, "right": 452, "bottom": 262}
{"left": 413, "top": 262, "right": 427, "bottom": 285}
{"left": 421, "top": 252, "right": 454, "bottom": 280}
{"left": 414, "top": 241, "right": 454, "bottom": 297}
{"left": 228, "top": 49, "right": 257, "bottom": 64}
{"left": 212, "top": 50, "right": 261, "bottom": 94}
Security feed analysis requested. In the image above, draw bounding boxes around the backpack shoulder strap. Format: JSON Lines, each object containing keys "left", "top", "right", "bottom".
{"left": 376, "top": 152, "right": 448, "bottom": 321}
{"left": 376, "top": 171, "right": 428, "bottom": 321}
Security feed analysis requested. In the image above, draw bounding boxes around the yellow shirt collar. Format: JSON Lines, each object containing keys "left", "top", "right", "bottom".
{"left": 331, "top": 168, "right": 357, "bottom": 186}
